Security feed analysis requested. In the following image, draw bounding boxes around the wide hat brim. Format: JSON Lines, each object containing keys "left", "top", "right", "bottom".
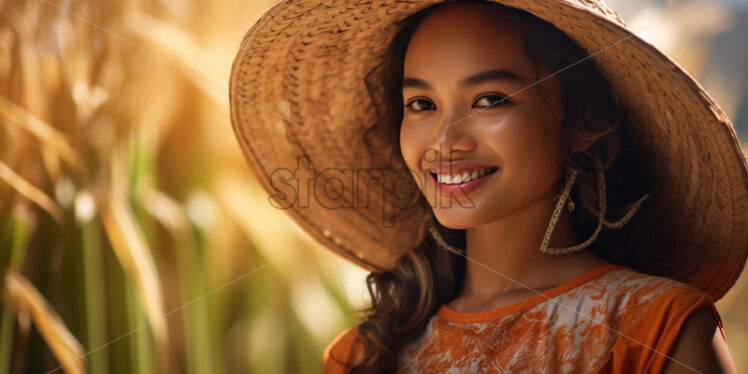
{"left": 229, "top": 0, "right": 748, "bottom": 301}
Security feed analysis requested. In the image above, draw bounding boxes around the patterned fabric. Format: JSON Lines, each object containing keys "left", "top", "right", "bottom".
{"left": 322, "top": 264, "right": 727, "bottom": 373}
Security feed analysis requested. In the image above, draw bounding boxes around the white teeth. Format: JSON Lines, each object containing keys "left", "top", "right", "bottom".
{"left": 434, "top": 167, "right": 496, "bottom": 185}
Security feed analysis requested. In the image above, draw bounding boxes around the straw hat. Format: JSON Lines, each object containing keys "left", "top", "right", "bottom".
{"left": 229, "top": 0, "right": 748, "bottom": 301}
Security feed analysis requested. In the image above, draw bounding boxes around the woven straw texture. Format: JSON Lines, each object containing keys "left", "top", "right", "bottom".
{"left": 229, "top": 0, "right": 748, "bottom": 301}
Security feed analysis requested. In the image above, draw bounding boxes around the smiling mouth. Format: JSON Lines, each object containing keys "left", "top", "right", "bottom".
{"left": 429, "top": 166, "right": 499, "bottom": 184}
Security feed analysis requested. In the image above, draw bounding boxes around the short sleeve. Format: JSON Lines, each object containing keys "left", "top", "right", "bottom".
{"left": 599, "top": 284, "right": 726, "bottom": 374}
{"left": 322, "top": 325, "right": 364, "bottom": 374}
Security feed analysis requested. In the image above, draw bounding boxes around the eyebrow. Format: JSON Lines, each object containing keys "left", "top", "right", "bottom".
{"left": 402, "top": 69, "right": 524, "bottom": 90}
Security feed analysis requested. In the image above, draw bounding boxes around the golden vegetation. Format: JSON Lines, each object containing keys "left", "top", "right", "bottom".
{"left": 0, "top": 0, "right": 367, "bottom": 372}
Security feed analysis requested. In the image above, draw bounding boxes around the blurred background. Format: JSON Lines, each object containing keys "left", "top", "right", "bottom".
{"left": 0, "top": 0, "right": 746, "bottom": 372}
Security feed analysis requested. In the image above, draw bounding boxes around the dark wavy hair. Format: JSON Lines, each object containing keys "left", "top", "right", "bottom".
{"left": 338, "top": 1, "right": 657, "bottom": 372}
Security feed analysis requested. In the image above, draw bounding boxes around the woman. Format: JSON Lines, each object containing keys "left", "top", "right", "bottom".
{"left": 229, "top": 0, "right": 744, "bottom": 372}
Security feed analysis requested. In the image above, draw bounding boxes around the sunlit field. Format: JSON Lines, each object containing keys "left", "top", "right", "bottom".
{"left": 1, "top": 0, "right": 747, "bottom": 373}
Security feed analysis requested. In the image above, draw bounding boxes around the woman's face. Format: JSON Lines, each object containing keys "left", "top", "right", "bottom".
{"left": 400, "top": 4, "right": 567, "bottom": 229}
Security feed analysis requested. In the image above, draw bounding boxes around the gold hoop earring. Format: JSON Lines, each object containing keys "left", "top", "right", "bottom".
{"left": 553, "top": 174, "right": 576, "bottom": 214}
{"left": 539, "top": 160, "right": 650, "bottom": 255}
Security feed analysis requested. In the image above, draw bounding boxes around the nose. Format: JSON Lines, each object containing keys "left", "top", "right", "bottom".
{"left": 428, "top": 110, "right": 477, "bottom": 162}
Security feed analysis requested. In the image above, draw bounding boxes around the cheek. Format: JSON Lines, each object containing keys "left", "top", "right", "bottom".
{"left": 399, "top": 123, "right": 426, "bottom": 169}
{"left": 494, "top": 114, "right": 564, "bottom": 173}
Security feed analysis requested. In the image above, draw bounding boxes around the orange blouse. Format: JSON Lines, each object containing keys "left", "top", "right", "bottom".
{"left": 322, "top": 264, "right": 727, "bottom": 373}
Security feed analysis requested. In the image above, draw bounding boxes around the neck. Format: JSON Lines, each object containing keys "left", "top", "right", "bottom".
{"left": 458, "top": 193, "right": 604, "bottom": 300}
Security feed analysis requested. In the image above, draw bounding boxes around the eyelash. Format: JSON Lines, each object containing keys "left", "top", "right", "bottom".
{"left": 404, "top": 94, "right": 510, "bottom": 113}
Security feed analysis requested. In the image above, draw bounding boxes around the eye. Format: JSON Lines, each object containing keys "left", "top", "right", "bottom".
{"left": 404, "top": 98, "right": 435, "bottom": 112}
{"left": 473, "top": 94, "right": 509, "bottom": 109}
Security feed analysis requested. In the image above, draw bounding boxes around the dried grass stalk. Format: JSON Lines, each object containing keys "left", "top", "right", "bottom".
{"left": 0, "top": 95, "right": 83, "bottom": 173}
{"left": 0, "top": 160, "right": 65, "bottom": 223}
{"left": 96, "top": 190, "right": 170, "bottom": 373}
{"left": 2, "top": 269, "right": 86, "bottom": 374}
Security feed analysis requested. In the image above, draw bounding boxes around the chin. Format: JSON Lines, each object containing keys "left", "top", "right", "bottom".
{"left": 432, "top": 208, "right": 485, "bottom": 230}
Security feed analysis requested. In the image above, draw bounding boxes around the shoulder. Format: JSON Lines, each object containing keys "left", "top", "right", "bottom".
{"left": 322, "top": 325, "right": 365, "bottom": 374}
{"left": 596, "top": 266, "right": 686, "bottom": 300}
{"left": 573, "top": 266, "right": 695, "bottom": 322}
{"left": 613, "top": 269, "right": 716, "bottom": 340}
{"left": 589, "top": 267, "right": 709, "bottom": 320}
{"left": 603, "top": 269, "right": 735, "bottom": 373}
{"left": 662, "top": 306, "right": 737, "bottom": 373}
